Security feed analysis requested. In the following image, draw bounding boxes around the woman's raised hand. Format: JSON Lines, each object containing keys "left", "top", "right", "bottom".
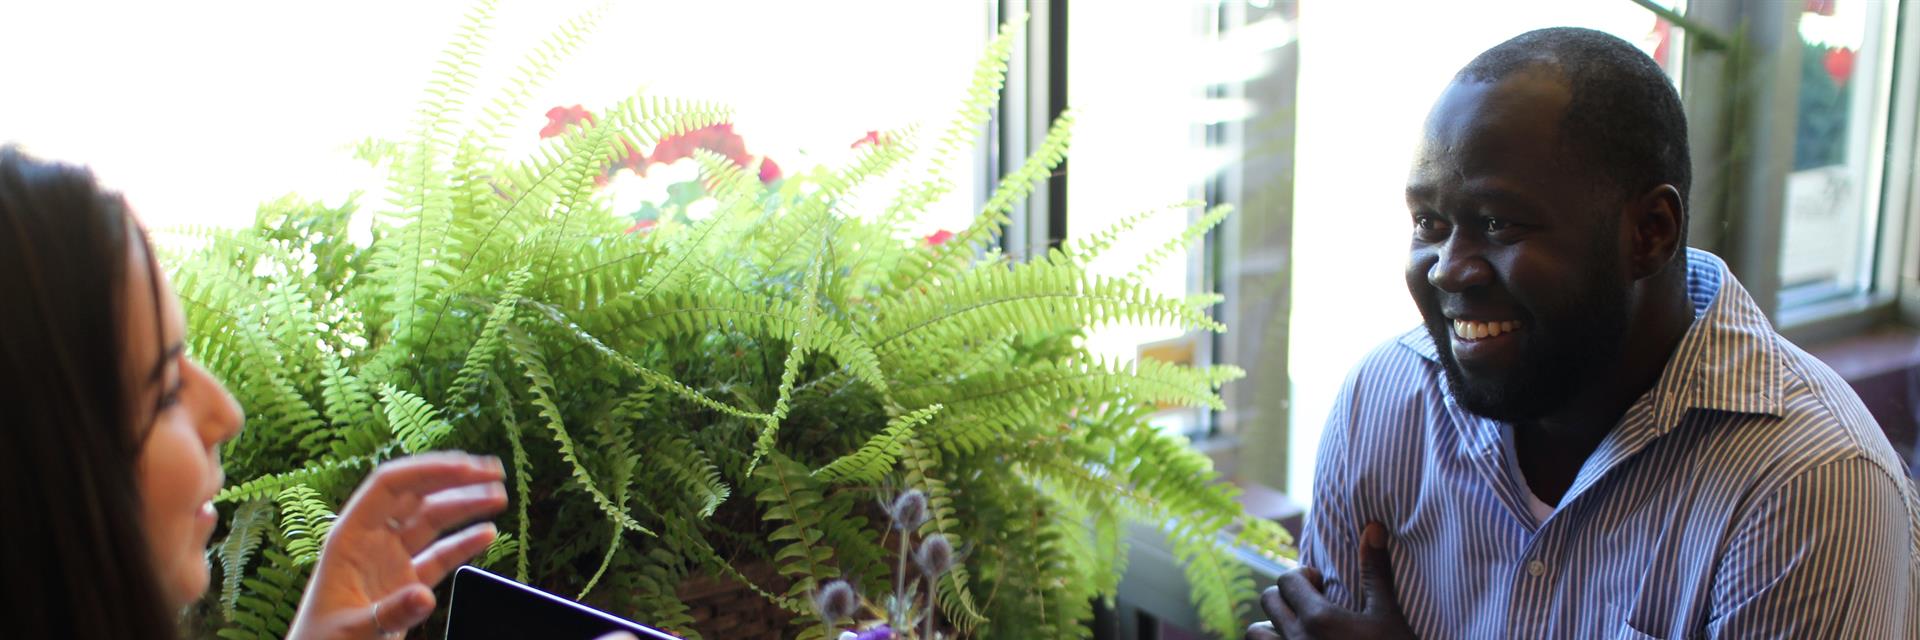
{"left": 287, "top": 452, "right": 509, "bottom": 639}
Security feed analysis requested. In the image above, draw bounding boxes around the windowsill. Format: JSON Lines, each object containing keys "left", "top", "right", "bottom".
{"left": 1803, "top": 322, "right": 1920, "bottom": 381}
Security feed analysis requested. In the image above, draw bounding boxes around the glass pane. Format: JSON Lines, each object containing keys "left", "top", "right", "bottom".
{"left": 1780, "top": 0, "right": 1898, "bottom": 305}
{"left": 0, "top": 1, "right": 987, "bottom": 237}
{"left": 1067, "top": 1, "right": 1237, "bottom": 440}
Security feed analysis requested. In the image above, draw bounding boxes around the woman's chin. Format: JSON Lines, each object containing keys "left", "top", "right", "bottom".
{"left": 164, "top": 557, "right": 213, "bottom": 611}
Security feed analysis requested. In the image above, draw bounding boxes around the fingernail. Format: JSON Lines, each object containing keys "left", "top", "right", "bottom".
{"left": 1364, "top": 523, "right": 1387, "bottom": 549}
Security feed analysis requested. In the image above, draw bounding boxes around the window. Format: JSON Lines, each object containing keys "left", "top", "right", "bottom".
{"left": 1779, "top": 0, "right": 1904, "bottom": 310}
{"left": 1064, "top": 1, "right": 1276, "bottom": 446}
{"left": 0, "top": 1, "right": 990, "bottom": 237}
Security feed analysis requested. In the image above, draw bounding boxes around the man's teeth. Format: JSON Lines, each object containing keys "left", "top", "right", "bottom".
{"left": 1453, "top": 319, "right": 1521, "bottom": 340}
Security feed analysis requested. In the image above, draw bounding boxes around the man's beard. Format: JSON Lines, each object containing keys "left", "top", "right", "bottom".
{"left": 1425, "top": 270, "right": 1631, "bottom": 424}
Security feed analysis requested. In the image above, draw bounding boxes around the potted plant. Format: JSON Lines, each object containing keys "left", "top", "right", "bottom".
{"left": 178, "top": 3, "right": 1292, "bottom": 638}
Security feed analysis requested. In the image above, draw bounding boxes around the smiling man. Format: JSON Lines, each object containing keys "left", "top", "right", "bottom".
{"left": 1248, "top": 28, "right": 1919, "bottom": 639}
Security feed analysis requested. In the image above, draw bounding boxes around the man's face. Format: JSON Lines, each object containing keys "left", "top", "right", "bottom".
{"left": 1404, "top": 68, "right": 1634, "bottom": 422}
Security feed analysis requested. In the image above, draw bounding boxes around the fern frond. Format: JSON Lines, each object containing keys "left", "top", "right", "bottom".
{"left": 214, "top": 499, "right": 276, "bottom": 619}
{"left": 643, "top": 433, "right": 732, "bottom": 518}
{"left": 812, "top": 404, "right": 942, "bottom": 484}
{"left": 577, "top": 517, "right": 624, "bottom": 600}
{"left": 377, "top": 384, "right": 455, "bottom": 454}
{"left": 752, "top": 452, "right": 837, "bottom": 612}
{"left": 1129, "top": 204, "right": 1231, "bottom": 283}
{"left": 216, "top": 450, "right": 384, "bottom": 504}
{"left": 521, "top": 300, "right": 774, "bottom": 420}
{"left": 885, "top": 105, "right": 1071, "bottom": 298}
{"left": 1068, "top": 200, "right": 1203, "bottom": 264}
{"left": 504, "top": 328, "right": 652, "bottom": 536}
{"left": 443, "top": 268, "right": 530, "bottom": 413}
{"left": 899, "top": 438, "right": 988, "bottom": 632}
{"left": 491, "top": 376, "right": 536, "bottom": 581}
{"left": 222, "top": 546, "right": 306, "bottom": 639}
{"left": 873, "top": 260, "right": 1224, "bottom": 359}
{"left": 275, "top": 484, "right": 338, "bottom": 567}
{"left": 476, "top": 3, "right": 610, "bottom": 150}
{"left": 479, "top": 532, "right": 523, "bottom": 570}
{"left": 882, "top": 14, "right": 1023, "bottom": 228}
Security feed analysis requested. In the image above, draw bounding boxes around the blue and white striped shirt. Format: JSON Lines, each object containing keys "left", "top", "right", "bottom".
{"left": 1300, "top": 249, "right": 1920, "bottom": 638}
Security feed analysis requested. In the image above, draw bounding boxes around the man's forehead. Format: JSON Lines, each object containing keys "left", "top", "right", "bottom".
{"left": 1426, "top": 67, "right": 1570, "bottom": 143}
{"left": 1410, "top": 67, "right": 1573, "bottom": 188}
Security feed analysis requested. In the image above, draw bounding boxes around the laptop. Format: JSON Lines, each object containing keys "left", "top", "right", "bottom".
{"left": 443, "top": 565, "right": 682, "bottom": 639}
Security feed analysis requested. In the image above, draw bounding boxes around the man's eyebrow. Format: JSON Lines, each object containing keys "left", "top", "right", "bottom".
{"left": 149, "top": 342, "right": 185, "bottom": 382}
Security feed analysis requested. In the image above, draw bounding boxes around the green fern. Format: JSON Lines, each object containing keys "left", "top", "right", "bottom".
{"left": 276, "top": 485, "right": 338, "bottom": 567}
{"left": 753, "top": 452, "right": 838, "bottom": 636}
{"left": 212, "top": 499, "right": 276, "bottom": 619}
{"left": 181, "top": 6, "right": 1290, "bottom": 639}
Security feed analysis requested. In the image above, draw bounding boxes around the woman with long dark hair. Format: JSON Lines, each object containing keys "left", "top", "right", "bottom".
{"left": 0, "top": 145, "right": 510, "bottom": 639}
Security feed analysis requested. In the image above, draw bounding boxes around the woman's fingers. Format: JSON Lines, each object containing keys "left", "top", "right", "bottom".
{"left": 413, "top": 521, "right": 499, "bottom": 587}
{"left": 398, "top": 482, "right": 508, "bottom": 553}
{"left": 347, "top": 453, "right": 504, "bottom": 514}
{"left": 330, "top": 584, "right": 435, "bottom": 639}
{"left": 340, "top": 453, "right": 504, "bottom": 532}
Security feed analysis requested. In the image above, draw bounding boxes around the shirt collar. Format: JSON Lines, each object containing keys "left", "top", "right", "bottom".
{"left": 1396, "top": 248, "right": 1785, "bottom": 430}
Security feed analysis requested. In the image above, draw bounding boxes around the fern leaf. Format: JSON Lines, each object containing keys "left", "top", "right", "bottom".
{"left": 812, "top": 404, "right": 942, "bottom": 484}
{"left": 899, "top": 438, "right": 988, "bottom": 632}
{"left": 504, "top": 328, "right": 652, "bottom": 535}
{"left": 275, "top": 485, "right": 338, "bottom": 567}
{"left": 214, "top": 499, "right": 276, "bottom": 618}
{"left": 752, "top": 452, "right": 837, "bottom": 611}
{"left": 378, "top": 384, "right": 455, "bottom": 454}
{"left": 1129, "top": 204, "right": 1231, "bottom": 283}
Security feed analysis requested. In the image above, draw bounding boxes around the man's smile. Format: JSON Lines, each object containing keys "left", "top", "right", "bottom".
{"left": 1450, "top": 318, "right": 1523, "bottom": 341}
{"left": 1444, "top": 316, "right": 1526, "bottom": 369}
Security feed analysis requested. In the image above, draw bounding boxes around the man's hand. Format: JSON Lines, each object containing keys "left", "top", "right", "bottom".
{"left": 1245, "top": 522, "right": 1416, "bottom": 640}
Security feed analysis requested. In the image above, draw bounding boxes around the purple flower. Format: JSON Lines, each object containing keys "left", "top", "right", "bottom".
{"left": 890, "top": 490, "right": 928, "bottom": 531}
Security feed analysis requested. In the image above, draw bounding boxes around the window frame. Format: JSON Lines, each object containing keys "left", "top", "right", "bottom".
{"left": 1688, "top": 0, "right": 1919, "bottom": 344}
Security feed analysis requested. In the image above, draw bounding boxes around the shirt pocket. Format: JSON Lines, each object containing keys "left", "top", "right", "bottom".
{"left": 1605, "top": 602, "right": 1667, "bottom": 640}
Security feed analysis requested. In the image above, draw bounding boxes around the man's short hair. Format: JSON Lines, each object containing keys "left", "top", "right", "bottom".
{"left": 1459, "top": 27, "right": 1691, "bottom": 214}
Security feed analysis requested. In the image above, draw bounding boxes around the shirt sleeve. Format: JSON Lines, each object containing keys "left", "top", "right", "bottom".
{"left": 1706, "top": 455, "right": 1916, "bottom": 638}
{"left": 1298, "top": 370, "right": 1365, "bottom": 611}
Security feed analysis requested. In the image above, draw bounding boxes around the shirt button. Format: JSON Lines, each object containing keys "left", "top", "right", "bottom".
{"left": 1527, "top": 560, "right": 1547, "bottom": 577}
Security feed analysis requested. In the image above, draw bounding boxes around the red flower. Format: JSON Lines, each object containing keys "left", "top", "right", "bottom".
{"left": 758, "top": 156, "right": 782, "bottom": 183}
{"left": 851, "top": 130, "right": 885, "bottom": 149}
{"left": 1824, "top": 47, "right": 1856, "bottom": 87}
{"left": 923, "top": 229, "right": 955, "bottom": 246}
{"left": 540, "top": 105, "right": 596, "bottom": 139}
{"left": 1805, "top": 0, "right": 1836, "bottom": 17}
{"left": 617, "top": 139, "right": 646, "bottom": 173}
{"left": 648, "top": 123, "right": 753, "bottom": 171}
{"left": 625, "top": 219, "right": 657, "bottom": 234}
{"left": 1650, "top": 19, "right": 1672, "bottom": 68}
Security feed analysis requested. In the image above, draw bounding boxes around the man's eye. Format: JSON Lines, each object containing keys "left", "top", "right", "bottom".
{"left": 1484, "top": 217, "right": 1512, "bottom": 233}
{"left": 1414, "top": 215, "right": 1448, "bottom": 232}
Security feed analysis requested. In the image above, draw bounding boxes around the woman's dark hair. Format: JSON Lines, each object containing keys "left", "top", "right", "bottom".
{"left": 0, "top": 146, "right": 179, "bottom": 638}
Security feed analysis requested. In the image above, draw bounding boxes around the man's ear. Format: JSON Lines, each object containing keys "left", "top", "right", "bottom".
{"left": 1625, "top": 184, "right": 1684, "bottom": 281}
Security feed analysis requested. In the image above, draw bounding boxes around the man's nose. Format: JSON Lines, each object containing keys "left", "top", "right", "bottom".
{"left": 1427, "top": 240, "right": 1493, "bottom": 293}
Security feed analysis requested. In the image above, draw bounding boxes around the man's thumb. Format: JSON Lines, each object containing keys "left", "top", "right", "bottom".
{"left": 1358, "top": 522, "right": 1402, "bottom": 615}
